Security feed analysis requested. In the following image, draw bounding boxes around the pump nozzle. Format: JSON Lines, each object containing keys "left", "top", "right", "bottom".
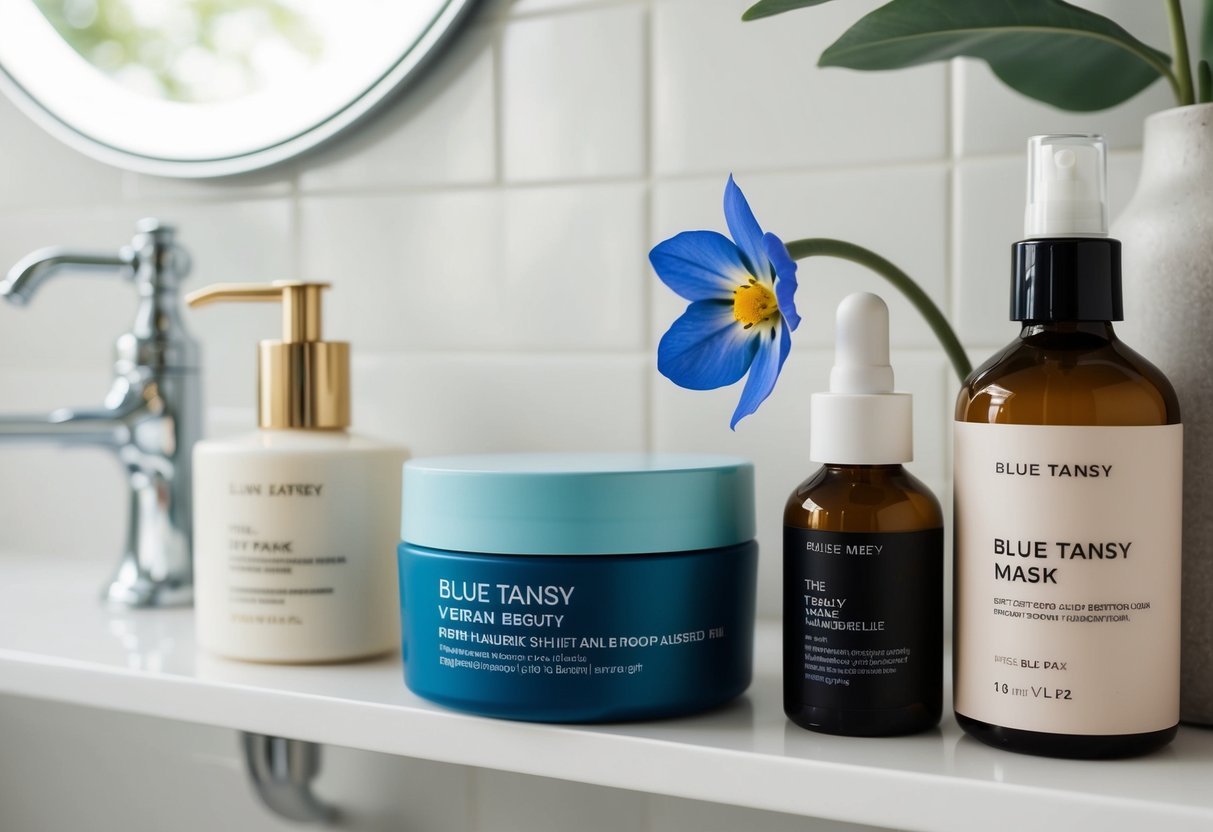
{"left": 810, "top": 292, "right": 912, "bottom": 465}
{"left": 187, "top": 281, "right": 350, "bottom": 430}
{"left": 187, "top": 281, "right": 331, "bottom": 342}
{"left": 1024, "top": 134, "right": 1108, "bottom": 238}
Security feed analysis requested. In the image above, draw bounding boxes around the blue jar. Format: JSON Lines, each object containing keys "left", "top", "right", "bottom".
{"left": 398, "top": 453, "right": 757, "bottom": 723}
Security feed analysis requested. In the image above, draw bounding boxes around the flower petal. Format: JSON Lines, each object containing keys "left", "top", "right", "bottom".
{"left": 764, "top": 232, "right": 801, "bottom": 331}
{"left": 658, "top": 301, "right": 759, "bottom": 390}
{"left": 649, "top": 231, "right": 752, "bottom": 301}
{"left": 724, "top": 175, "right": 770, "bottom": 281}
{"left": 730, "top": 320, "right": 791, "bottom": 429}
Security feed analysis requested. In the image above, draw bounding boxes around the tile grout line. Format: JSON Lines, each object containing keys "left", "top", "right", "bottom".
{"left": 289, "top": 163, "right": 304, "bottom": 278}
{"left": 491, "top": 18, "right": 506, "bottom": 186}
{"left": 4, "top": 345, "right": 982, "bottom": 374}
{"left": 467, "top": 765, "right": 481, "bottom": 831}
{"left": 282, "top": 157, "right": 960, "bottom": 201}
{"left": 66, "top": 159, "right": 1038, "bottom": 216}
{"left": 505, "top": 0, "right": 643, "bottom": 23}
{"left": 62, "top": 146, "right": 1142, "bottom": 213}
{"left": 948, "top": 58, "right": 962, "bottom": 163}
{"left": 642, "top": 0, "right": 656, "bottom": 455}
{"left": 943, "top": 58, "right": 958, "bottom": 474}
{"left": 644, "top": 791, "right": 659, "bottom": 832}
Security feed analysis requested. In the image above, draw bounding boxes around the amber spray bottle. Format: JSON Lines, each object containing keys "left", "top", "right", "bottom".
{"left": 784, "top": 292, "right": 943, "bottom": 736}
{"left": 954, "top": 135, "right": 1182, "bottom": 758}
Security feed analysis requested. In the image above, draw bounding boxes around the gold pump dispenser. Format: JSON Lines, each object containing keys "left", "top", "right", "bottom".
{"left": 187, "top": 281, "right": 350, "bottom": 430}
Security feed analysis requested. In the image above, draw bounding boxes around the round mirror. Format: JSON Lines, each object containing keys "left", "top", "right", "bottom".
{"left": 0, "top": 0, "right": 479, "bottom": 177}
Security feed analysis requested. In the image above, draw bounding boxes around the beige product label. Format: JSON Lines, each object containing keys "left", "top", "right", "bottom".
{"left": 954, "top": 422, "right": 1182, "bottom": 735}
{"left": 194, "top": 441, "right": 405, "bottom": 663}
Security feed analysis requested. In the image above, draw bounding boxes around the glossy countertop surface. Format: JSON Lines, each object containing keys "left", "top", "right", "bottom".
{"left": 1, "top": 555, "right": 1211, "bottom": 832}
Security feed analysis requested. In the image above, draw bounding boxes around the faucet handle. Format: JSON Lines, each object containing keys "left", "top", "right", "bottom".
{"left": 0, "top": 217, "right": 190, "bottom": 305}
{"left": 129, "top": 218, "right": 191, "bottom": 293}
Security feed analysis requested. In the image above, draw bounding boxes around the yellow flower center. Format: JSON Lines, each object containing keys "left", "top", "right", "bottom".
{"left": 732, "top": 279, "right": 778, "bottom": 329}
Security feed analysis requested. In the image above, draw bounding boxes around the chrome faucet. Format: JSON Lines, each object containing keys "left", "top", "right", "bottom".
{"left": 0, "top": 219, "right": 200, "bottom": 608}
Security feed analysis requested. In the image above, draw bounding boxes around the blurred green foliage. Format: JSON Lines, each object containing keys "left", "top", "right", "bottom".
{"left": 33, "top": 0, "right": 322, "bottom": 102}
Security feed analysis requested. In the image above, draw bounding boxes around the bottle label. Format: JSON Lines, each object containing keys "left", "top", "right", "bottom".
{"left": 954, "top": 422, "right": 1182, "bottom": 734}
{"left": 784, "top": 527, "right": 942, "bottom": 709}
{"left": 194, "top": 446, "right": 404, "bottom": 661}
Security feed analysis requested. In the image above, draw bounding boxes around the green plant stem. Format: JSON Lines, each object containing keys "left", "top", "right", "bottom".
{"left": 1200, "top": 59, "right": 1212, "bottom": 102}
{"left": 784, "top": 238, "right": 972, "bottom": 381}
{"left": 1166, "top": 0, "right": 1197, "bottom": 105}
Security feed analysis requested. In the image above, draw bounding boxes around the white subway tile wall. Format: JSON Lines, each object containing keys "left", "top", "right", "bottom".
{"left": 652, "top": 0, "right": 948, "bottom": 174}
{"left": 299, "top": 27, "right": 498, "bottom": 192}
{"left": 0, "top": 1, "right": 1197, "bottom": 828}
{"left": 502, "top": 6, "right": 648, "bottom": 180}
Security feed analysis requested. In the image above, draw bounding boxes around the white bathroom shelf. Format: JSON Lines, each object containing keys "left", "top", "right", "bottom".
{"left": 1, "top": 555, "right": 1211, "bottom": 832}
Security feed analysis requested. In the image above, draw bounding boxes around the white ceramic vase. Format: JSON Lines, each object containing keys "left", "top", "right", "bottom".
{"left": 1115, "top": 103, "right": 1213, "bottom": 725}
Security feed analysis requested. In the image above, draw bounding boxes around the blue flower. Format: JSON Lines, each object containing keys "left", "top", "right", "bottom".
{"left": 650, "top": 176, "right": 800, "bottom": 429}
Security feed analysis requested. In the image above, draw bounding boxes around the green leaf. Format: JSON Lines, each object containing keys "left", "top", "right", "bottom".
{"left": 1203, "top": 0, "right": 1213, "bottom": 64}
{"left": 742, "top": 0, "right": 838, "bottom": 22}
{"left": 819, "top": 0, "right": 1173, "bottom": 111}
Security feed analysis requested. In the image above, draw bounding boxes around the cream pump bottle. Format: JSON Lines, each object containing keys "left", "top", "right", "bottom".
{"left": 954, "top": 135, "right": 1182, "bottom": 758}
{"left": 784, "top": 292, "right": 943, "bottom": 736}
{"left": 188, "top": 282, "right": 407, "bottom": 663}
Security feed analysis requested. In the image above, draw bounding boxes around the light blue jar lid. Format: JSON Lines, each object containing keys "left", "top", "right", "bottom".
{"left": 401, "top": 453, "right": 755, "bottom": 555}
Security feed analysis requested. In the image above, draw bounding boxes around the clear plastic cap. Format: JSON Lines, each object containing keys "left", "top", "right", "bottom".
{"left": 1024, "top": 134, "right": 1108, "bottom": 238}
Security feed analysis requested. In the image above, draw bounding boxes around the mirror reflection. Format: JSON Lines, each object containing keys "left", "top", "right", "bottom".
{"left": 1, "top": 0, "right": 474, "bottom": 175}
{"left": 33, "top": 0, "right": 326, "bottom": 103}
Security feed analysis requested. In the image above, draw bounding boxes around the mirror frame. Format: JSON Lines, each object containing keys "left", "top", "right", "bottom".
{"left": 0, "top": 0, "right": 481, "bottom": 179}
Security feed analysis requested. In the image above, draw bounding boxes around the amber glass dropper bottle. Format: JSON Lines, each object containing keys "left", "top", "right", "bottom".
{"left": 784, "top": 292, "right": 943, "bottom": 736}
{"left": 954, "top": 135, "right": 1182, "bottom": 758}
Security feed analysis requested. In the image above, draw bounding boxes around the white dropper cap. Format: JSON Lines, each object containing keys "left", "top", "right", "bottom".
{"left": 810, "top": 292, "right": 912, "bottom": 465}
{"left": 1023, "top": 134, "right": 1108, "bottom": 238}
